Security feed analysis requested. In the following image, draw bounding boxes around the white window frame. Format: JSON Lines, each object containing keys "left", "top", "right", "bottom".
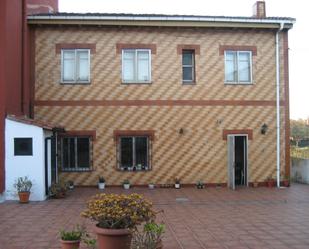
{"left": 61, "top": 49, "right": 91, "bottom": 84}
{"left": 182, "top": 50, "right": 195, "bottom": 84}
{"left": 121, "top": 49, "right": 152, "bottom": 84}
{"left": 118, "top": 136, "right": 150, "bottom": 171}
{"left": 224, "top": 51, "right": 253, "bottom": 84}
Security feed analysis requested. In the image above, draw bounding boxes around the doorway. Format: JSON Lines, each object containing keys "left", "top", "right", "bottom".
{"left": 227, "top": 135, "right": 248, "bottom": 189}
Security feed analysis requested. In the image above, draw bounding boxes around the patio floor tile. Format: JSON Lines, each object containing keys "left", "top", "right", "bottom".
{"left": 1, "top": 183, "right": 309, "bottom": 249}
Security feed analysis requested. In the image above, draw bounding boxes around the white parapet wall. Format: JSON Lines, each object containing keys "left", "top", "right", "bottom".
{"left": 291, "top": 157, "right": 309, "bottom": 184}
{"left": 5, "top": 118, "right": 51, "bottom": 201}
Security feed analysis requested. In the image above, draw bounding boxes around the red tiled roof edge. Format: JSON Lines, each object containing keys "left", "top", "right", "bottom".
{"left": 6, "top": 115, "right": 62, "bottom": 130}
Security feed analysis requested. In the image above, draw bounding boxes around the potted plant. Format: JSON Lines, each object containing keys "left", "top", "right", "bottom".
{"left": 123, "top": 179, "right": 130, "bottom": 190}
{"left": 81, "top": 193, "right": 156, "bottom": 249}
{"left": 266, "top": 177, "right": 276, "bottom": 188}
{"left": 67, "top": 180, "right": 74, "bottom": 190}
{"left": 148, "top": 183, "right": 155, "bottom": 189}
{"left": 49, "top": 180, "right": 67, "bottom": 198}
{"left": 196, "top": 180, "right": 204, "bottom": 189}
{"left": 14, "top": 176, "right": 32, "bottom": 203}
{"left": 252, "top": 181, "right": 259, "bottom": 188}
{"left": 59, "top": 225, "right": 86, "bottom": 249}
{"left": 282, "top": 176, "right": 290, "bottom": 187}
{"left": 131, "top": 222, "right": 165, "bottom": 249}
{"left": 175, "top": 178, "right": 180, "bottom": 189}
{"left": 98, "top": 176, "right": 105, "bottom": 190}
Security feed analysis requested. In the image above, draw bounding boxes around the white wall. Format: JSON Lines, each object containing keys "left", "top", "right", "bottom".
{"left": 5, "top": 119, "right": 52, "bottom": 201}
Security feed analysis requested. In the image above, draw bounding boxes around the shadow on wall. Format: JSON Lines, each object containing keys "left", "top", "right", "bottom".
{"left": 292, "top": 157, "right": 309, "bottom": 184}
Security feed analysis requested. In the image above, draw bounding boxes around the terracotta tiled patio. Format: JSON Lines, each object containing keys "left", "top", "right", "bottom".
{"left": 1, "top": 184, "right": 309, "bottom": 249}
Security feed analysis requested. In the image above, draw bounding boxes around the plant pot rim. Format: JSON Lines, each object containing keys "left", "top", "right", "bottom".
{"left": 18, "top": 191, "right": 30, "bottom": 193}
{"left": 94, "top": 225, "right": 131, "bottom": 235}
{"left": 60, "top": 239, "right": 80, "bottom": 244}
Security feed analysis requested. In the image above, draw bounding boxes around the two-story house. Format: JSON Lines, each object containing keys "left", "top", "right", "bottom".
{"left": 3, "top": 1, "right": 295, "bottom": 200}
{"left": 27, "top": 1, "right": 295, "bottom": 189}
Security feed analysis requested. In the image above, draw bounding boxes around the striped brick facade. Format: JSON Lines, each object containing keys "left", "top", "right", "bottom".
{"left": 33, "top": 26, "right": 289, "bottom": 186}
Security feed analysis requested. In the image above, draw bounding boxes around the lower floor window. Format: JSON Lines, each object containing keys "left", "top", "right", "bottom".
{"left": 61, "top": 136, "right": 92, "bottom": 171}
{"left": 118, "top": 136, "right": 150, "bottom": 171}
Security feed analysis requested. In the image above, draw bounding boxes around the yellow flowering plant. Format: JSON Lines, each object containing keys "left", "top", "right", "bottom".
{"left": 81, "top": 193, "right": 156, "bottom": 229}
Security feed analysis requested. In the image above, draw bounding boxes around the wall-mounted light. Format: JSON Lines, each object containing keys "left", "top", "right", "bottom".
{"left": 261, "top": 123, "right": 268, "bottom": 135}
{"left": 179, "top": 128, "right": 184, "bottom": 135}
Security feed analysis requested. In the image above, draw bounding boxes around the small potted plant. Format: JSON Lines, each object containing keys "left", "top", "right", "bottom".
{"left": 148, "top": 182, "right": 155, "bottom": 189}
{"left": 67, "top": 180, "right": 74, "bottom": 190}
{"left": 59, "top": 224, "right": 85, "bottom": 249}
{"left": 49, "top": 180, "right": 67, "bottom": 198}
{"left": 266, "top": 176, "right": 276, "bottom": 188}
{"left": 131, "top": 222, "right": 165, "bottom": 249}
{"left": 14, "top": 176, "right": 32, "bottom": 203}
{"left": 282, "top": 175, "right": 290, "bottom": 187}
{"left": 123, "top": 179, "right": 130, "bottom": 189}
{"left": 252, "top": 181, "right": 259, "bottom": 188}
{"left": 98, "top": 176, "right": 105, "bottom": 190}
{"left": 81, "top": 193, "right": 156, "bottom": 249}
{"left": 196, "top": 180, "right": 204, "bottom": 189}
{"left": 175, "top": 178, "right": 180, "bottom": 189}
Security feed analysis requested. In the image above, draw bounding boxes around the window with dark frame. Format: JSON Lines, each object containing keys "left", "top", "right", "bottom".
{"left": 118, "top": 136, "right": 150, "bottom": 171}
{"left": 182, "top": 50, "right": 195, "bottom": 83}
{"left": 61, "top": 136, "right": 91, "bottom": 171}
{"left": 14, "top": 138, "right": 33, "bottom": 156}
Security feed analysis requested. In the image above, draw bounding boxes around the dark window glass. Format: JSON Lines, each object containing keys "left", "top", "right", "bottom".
{"left": 135, "top": 137, "right": 148, "bottom": 167}
{"left": 119, "top": 136, "right": 149, "bottom": 170}
{"left": 62, "top": 138, "right": 69, "bottom": 167}
{"left": 120, "top": 137, "right": 133, "bottom": 168}
{"left": 69, "top": 138, "right": 75, "bottom": 168}
{"left": 14, "top": 138, "right": 33, "bottom": 156}
{"left": 61, "top": 137, "right": 91, "bottom": 171}
{"left": 182, "top": 52, "right": 193, "bottom": 65}
{"left": 183, "top": 67, "right": 193, "bottom": 81}
{"left": 77, "top": 138, "right": 90, "bottom": 168}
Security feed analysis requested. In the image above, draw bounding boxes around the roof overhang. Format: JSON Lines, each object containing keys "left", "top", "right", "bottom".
{"left": 6, "top": 115, "right": 64, "bottom": 131}
{"left": 27, "top": 14, "right": 295, "bottom": 29}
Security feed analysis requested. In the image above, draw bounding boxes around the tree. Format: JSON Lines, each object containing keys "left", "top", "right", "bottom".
{"left": 290, "top": 118, "right": 309, "bottom": 140}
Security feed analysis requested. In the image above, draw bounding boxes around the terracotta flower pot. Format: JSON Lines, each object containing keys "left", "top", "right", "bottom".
{"left": 94, "top": 226, "right": 132, "bottom": 249}
{"left": 282, "top": 180, "right": 290, "bottom": 187}
{"left": 252, "top": 182, "right": 259, "bottom": 188}
{"left": 60, "top": 239, "right": 80, "bottom": 249}
{"left": 54, "top": 191, "right": 66, "bottom": 199}
{"left": 156, "top": 239, "right": 163, "bottom": 249}
{"left": 267, "top": 180, "right": 275, "bottom": 188}
{"left": 18, "top": 191, "right": 30, "bottom": 203}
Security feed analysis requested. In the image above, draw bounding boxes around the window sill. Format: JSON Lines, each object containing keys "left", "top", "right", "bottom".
{"left": 60, "top": 81, "right": 91, "bottom": 85}
{"left": 61, "top": 169, "right": 93, "bottom": 172}
{"left": 182, "top": 81, "right": 196, "bottom": 85}
{"left": 122, "top": 81, "right": 152, "bottom": 85}
{"left": 224, "top": 82, "right": 253, "bottom": 85}
{"left": 117, "top": 168, "right": 151, "bottom": 172}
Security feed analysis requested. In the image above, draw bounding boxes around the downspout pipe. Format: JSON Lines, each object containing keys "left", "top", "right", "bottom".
{"left": 276, "top": 22, "right": 284, "bottom": 188}
{"left": 45, "top": 137, "right": 51, "bottom": 196}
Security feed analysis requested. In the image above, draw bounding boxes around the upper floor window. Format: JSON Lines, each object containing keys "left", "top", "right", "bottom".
{"left": 182, "top": 50, "right": 195, "bottom": 84}
{"left": 61, "top": 49, "right": 90, "bottom": 84}
{"left": 122, "top": 49, "right": 151, "bottom": 83}
{"left": 61, "top": 136, "right": 92, "bottom": 171}
{"left": 224, "top": 51, "right": 252, "bottom": 84}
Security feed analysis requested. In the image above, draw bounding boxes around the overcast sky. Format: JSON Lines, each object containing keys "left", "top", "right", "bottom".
{"left": 59, "top": 0, "right": 308, "bottom": 120}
